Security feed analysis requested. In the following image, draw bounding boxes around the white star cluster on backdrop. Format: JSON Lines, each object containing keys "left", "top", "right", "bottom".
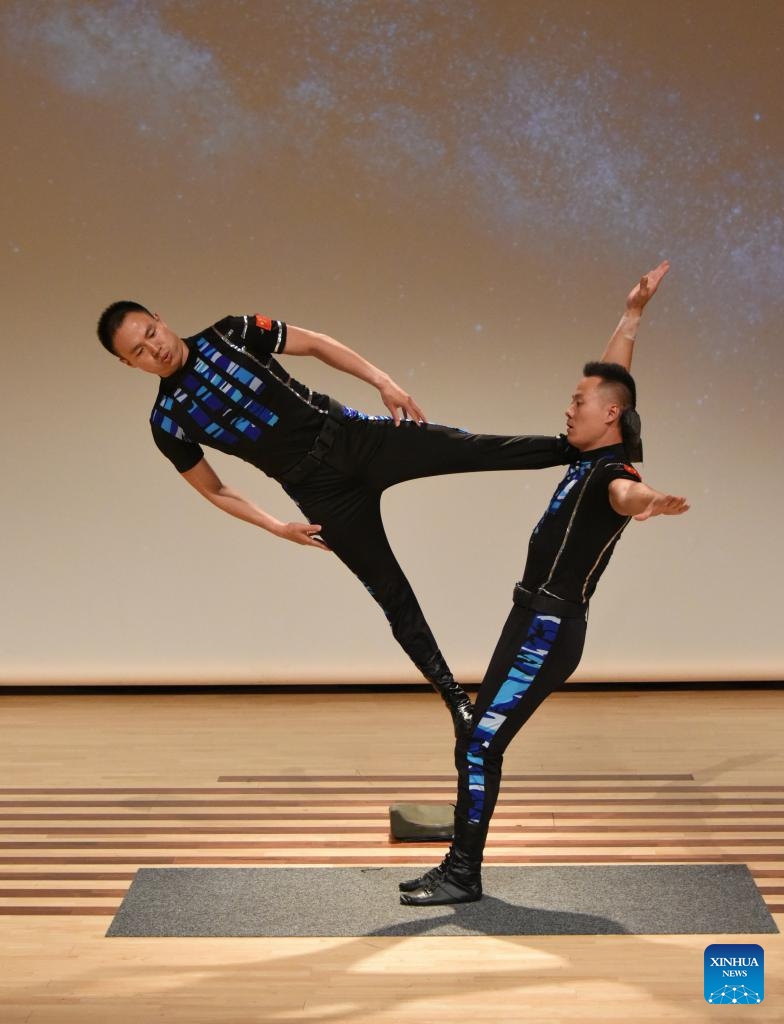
{"left": 4, "top": 0, "right": 783, "bottom": 351}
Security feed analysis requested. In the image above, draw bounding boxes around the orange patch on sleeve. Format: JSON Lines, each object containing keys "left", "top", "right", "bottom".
{"left": 255, "top": 314, "right": 273, "bottom": 331}
{"left": 623, "top": 464, "right": 641, "bottom": 478}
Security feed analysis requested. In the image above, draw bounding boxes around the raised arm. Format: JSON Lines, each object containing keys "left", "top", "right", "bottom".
{"left": 284, "top": 325, "right": 426, "bottom": 426}
{"left": 181, "top": 457, "right": 329, "bottom": 549}
{"left": 609, "top": 477, "right": 689, "bottom": 521}
{"left": 600, "top": 260, "right": 670, "bottom": 370}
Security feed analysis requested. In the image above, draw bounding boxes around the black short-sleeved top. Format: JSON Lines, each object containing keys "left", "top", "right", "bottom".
{"left": 520, "top": 443, "right": 641, "bottom": 605}
{"left": 149, "top": 315, "right": 331, "bottom": 478}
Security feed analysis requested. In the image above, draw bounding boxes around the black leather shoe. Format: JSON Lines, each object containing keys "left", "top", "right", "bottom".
{"left": 430, "top": 676, "right": 474, "bottom": 737}
{"left": 419, "top": 652, "right": 475, "bottom": 737}
{"left": 400, "top": 875, "right": 482, "bottom": 906}
{"left": 398, "top": 851, "right": 452, "bottom": 892}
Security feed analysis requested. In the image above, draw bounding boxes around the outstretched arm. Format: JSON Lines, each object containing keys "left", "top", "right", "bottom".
{"left": 181, "top": 457, "right": 330, "bottom": 550}
{"left": 600, "top": 260, "right": 670, "bottom": 370}
{"left": 608, "top": 477, "right": 689, "bottom": 521}
{"left": 284, "top": 325, "right": 426, "bottom": 426}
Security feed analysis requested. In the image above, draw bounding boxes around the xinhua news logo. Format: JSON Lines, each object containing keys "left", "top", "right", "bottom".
{"left": 704, "top": 943, "right": 764, "bottom": 1004}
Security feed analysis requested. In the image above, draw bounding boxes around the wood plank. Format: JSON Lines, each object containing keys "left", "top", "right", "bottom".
{"left": 0, "top": 797, "right": 778, "bottom": 806}
{"left": 1, "top": 809, "right": 780, "bottom": 819}
{"left": 2, "top": 837, "right": 784, "bottom": 849}
{"left": 0, "top": 907, "right": 118, "bottom": 915}
{"left": 1, "top": 689, "right": 782, "bottom": 1023}
{"left": 0, "top": 889, "right": 127, "bottom": 898}
{"left": 217, "top": 773, "right": 699, "bottom": 781}
{"left": 2, "top": 823, "right": 783, "bottom": 834}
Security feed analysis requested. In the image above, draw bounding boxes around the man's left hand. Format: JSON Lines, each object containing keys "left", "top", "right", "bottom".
{"left": 379, "top": 378, "right": 427, "bottom": 426}
{"left": 626, "top": 259, "right": 670, "bottom": 312}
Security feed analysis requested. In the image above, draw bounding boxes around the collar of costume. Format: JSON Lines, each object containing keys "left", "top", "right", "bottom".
{"left": 573, "top": 442, "right": 628, "bottom": 462}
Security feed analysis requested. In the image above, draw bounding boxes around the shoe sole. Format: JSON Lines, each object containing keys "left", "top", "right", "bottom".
{"left": 399, "top": 891, "right": 481, "bottom": 907}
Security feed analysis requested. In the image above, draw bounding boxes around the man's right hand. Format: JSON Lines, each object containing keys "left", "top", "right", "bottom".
{"left": 277, "top": 521, "right": 331, "bottom": 549}
{"left": 633, "top": 493, "right": 690, "bottom": 522}
{"left": 610, "top": 479, "right": 689, "bottom": 519}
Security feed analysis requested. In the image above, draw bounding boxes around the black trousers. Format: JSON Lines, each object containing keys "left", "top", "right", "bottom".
{"left": 281, "top": 417, "right": 565, "bottom": 678}
{"left": 455, "top": 605, "right": 587, "bottom": 838}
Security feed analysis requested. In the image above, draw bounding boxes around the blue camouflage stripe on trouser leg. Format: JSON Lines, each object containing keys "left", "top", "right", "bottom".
{"left": 454, "top": 606, "right": 587, "bottom": 838}
{"left": 463, "top": 613, "right": 562, "bottom": 824}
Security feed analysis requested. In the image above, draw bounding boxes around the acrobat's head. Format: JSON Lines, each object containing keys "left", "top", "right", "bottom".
{"left": 97, "top": 301, "right": 187, "bottom": 377}
{"left": 566, "top": 361, "right": 642, "bottom": 460}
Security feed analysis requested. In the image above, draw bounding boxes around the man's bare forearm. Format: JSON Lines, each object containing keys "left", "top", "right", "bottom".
{"left": 609, "top": 478, "right": 658, "bottom": 516}
{"left": 181, "top": 458, "right": 327, "bottom": 547}
{"left": 600, "top": 260, "right": 670, "bottom": 370}
{"left": 199, "top": 482, "right": 286, "bottom": 535}
{"left": 285, "top": 325, "right": 425, "bottom": 424}
{"left": 609, "top": 478, "right": 689, "bottom": 519}
{"left": 600, "top": 309, "right": 642, "bottom": 370}
{"left": 286, "top": 326, "right": 389, "bottom": 389}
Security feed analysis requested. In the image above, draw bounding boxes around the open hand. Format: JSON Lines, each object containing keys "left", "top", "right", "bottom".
{"left": 626, "top": 260, "right": 670, "bottom": 312}
{"left": 634, "top": 493, "right": 689, "bottom": 522}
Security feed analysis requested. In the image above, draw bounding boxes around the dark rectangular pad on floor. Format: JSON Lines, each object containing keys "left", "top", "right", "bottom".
{"left": 106, "top": 863, "right": 778, "bottom": 937}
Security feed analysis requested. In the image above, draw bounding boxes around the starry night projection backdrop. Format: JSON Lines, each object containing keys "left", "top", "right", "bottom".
{"left": 1, "top": 0, "right": 782, "bottom": 683}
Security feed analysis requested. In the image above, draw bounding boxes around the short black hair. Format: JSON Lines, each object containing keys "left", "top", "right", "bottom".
{"left": 583, "top": 360, "right": 643, "bottom": 461}
{"left": 97, "top": 300, "right": 152, "bottom": 354}
{"left": 582, "top": 360, "right": 636, "bottom": 410}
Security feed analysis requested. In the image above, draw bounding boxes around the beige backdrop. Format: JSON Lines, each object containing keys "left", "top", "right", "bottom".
{"left": 1, "top": 1, "right": 782, "bottom": 683}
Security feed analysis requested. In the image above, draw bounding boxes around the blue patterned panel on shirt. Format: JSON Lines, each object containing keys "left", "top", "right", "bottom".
{"left": 152, "top": 337, "right": 278, "bottom": 446}
{"left": 193, "top": 364, "right": 279, "bottom": 428}
{"left": 533, "top": 458, "right": 593, "bottom": 534}
{"left": 169, "top": 384, "right": 239, "bottom": 444}
{"left": 196, "top": 338, "right": 270, "bottom": 398}
{"left": 181, "top": 372, "right": 259, "bottom": 441}
{"left": 151, "top": 402, "right": 187, "bottom": 440}
{"left": 194, "top": 339, "right": 279, "bottom": 427}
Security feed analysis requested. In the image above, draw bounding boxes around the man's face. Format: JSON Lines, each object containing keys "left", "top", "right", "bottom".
{"left": 565, "top": 376, "right": 620, "bottom": 451}
{"left": 111, "top": 311, "right": 186, "bottom": 377}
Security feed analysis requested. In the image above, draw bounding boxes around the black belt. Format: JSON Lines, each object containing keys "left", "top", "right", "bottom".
{"left": 513, "top": 583, "right": 586, "bottom": 619}
{"left": 280, "top": 397, "right": 345, "bottom": 486}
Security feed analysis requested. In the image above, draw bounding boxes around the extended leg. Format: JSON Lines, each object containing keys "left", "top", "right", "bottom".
{"left": 330, "top": 418, "right": 570, "bottom": 492}
{"left": 286, "top": 472, "right": 473, "bottom": 735}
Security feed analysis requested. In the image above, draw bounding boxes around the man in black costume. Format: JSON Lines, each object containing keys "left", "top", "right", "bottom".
{"left": 400, "top": 271, "right": 689, "bottom": 906}
{"left": 98, "top": 262, "right": 668, "bottom": 736}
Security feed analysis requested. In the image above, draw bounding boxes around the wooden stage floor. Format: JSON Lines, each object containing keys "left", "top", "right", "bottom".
{"left": 0, "top": 687, "right": 782, "bottom": 1022}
